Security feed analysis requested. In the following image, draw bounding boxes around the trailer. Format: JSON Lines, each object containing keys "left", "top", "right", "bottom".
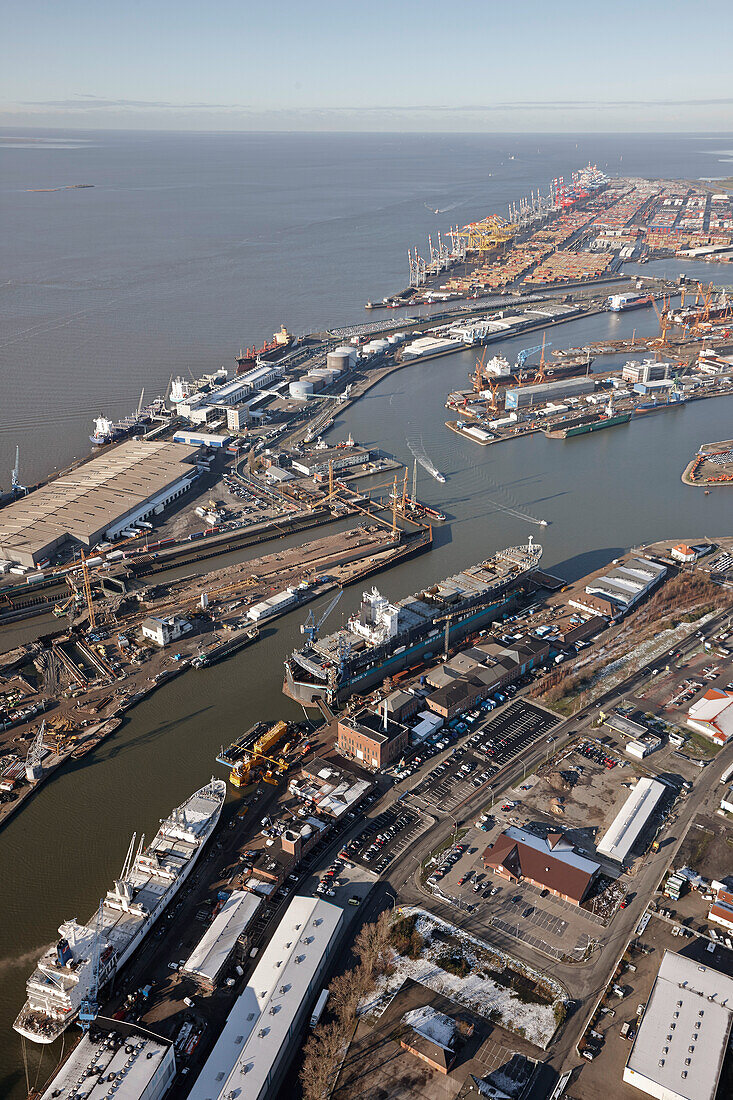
{"left": 310, "top": 988, "right": 329, "bottom": 1029}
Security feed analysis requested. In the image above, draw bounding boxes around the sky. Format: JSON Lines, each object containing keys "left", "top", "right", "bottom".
{"left": 3, "top": 0, "right": 733, "bottom": 133}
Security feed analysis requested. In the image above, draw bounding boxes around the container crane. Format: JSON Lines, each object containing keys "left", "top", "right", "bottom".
{"left": 301, "top": 590, "right": 342, "bottom": 645}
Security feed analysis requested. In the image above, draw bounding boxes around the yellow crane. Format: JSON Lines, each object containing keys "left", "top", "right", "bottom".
{"left": 454, "top": 215, "right": 517, "bottom": 256}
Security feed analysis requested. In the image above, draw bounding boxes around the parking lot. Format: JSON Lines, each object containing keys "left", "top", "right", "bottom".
{"left": 343, "top": 805, "right": 428, "bottom": 873}
{"left": 411, "top": 701, "right": 559, "bottom": 813}
{"left": 424, "top": 821, "right": 605, "bottom": 962}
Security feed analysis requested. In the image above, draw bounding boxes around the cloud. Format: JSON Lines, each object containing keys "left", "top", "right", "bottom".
{"left": 21, "top": 95, "right": 250, "bottom": 110}
{"left": 13, "top": 94, "right": 733, "bottom": 117}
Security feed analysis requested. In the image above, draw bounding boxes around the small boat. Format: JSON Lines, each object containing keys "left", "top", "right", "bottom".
{"left": 434, "top": 472, "right": 446, "bottom": 484}
{"left": 538, "top": 519, "right": 549, "bottom": 527}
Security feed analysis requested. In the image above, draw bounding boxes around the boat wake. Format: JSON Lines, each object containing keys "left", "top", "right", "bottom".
{"left": 407, "top": 437, "right": 445, "bottom": 483}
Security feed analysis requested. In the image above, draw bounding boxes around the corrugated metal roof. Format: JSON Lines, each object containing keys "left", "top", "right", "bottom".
{"left": 182, "top": 891, "right": 262, "bottom": 985}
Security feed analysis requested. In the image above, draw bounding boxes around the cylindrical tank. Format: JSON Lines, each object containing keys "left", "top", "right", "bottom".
{"left": 327, "top": 348, "right": 353, "bottom": 371}
{"left": 289, "top": 380, "right": 314, "bottom": 400}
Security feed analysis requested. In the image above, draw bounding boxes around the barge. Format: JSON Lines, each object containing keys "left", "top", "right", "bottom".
{"left": 544, "top": 411, "right": 631, "bottom": 439}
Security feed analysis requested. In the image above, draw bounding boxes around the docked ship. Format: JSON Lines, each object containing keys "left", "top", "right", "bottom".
{"left": 89, "top": 392, "right": 167, "bottom": 446}
{"left": 544, "top": 411, "right": 631, "bottom": 439}
{"left": 14, "top": 778, "right": 226, "bottom": 1044}
{"left": 607, "top": 293, "right": 653, "bottom": 312}
{"left": 235, "top": 325, "right": 294, "bottom": 374}
{"left": 284, "top": 539, "right": 543, "bottom": 706}
{"left": 191, "top": 624, "right": 259, "bottom": 668}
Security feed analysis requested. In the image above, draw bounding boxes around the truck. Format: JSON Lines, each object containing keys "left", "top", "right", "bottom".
{"left": 651, "top": 840, "right": 660, "bottom": 853}
{"left": 620, "top": 1021, "right": 631, "bottom": 1039}
{"left": 310, "top": 988, "right": 329, "bottom": 1029}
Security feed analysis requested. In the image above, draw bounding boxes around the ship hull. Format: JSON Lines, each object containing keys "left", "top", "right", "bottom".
{"left": 544, "top": 412, "right": 631, "bottom": 439}
{"left": 14, "top": 780, "right": 225, "bottom": 1044}
{"left": 284, "top": 592, "right": 517, "bottom": 706}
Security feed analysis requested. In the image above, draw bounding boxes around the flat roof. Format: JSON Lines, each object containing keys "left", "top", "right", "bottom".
{"left": 37, "top": 1027, "right": 173, "bottom": 1100}
{"left": 596, "top": 778, "right": 666, "bottom": 863}
{"left": 188, "top": 895, "right": 342, "bottom": 1100}
{"left": 624, "top": 951, "right": 733, "bottom": 1100}
{"left": 182, "top": 890, "right": 262, "bottom": 985}
{"left": 0, "top": 440, "right": 198, "bottom": 559}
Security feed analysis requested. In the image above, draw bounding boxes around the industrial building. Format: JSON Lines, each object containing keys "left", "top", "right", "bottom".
{"left": 687, "top": 689, "right": 733, "bottom": 744}
{"left": 482, "top": 826, "right": 600, "bottom": 905}
{"left": 402, "top": 335, "right": 464, "bottom": 359}
{"left": 574, "top": 557, "right": 667, "bottom": 617}
{"left": 708, "top": 887, "right": 733, "bottom": 933}
{"left": 0, "top": 440, "right": 200, "bottom": 567}
{"left": 173, "top": 430, "right": 231, "bottom": 448}
{"left": 622, "top": 359, "right": 671, "bottom": 384}
{"left": 336, "top": 708, "right": 409, "bottom": 770}
{"left": 623, "top": 951, "right": 733, "bottom": 1100}
{"left": 289, "top": 442, "right": 373, "bottom": 479}
{"left": 37, "top": 1023, "right": 175, "bottom": 1100}
{"left": 187, "top": 895, "right": 343, "bottom": 1100}
{"left": 141, "top": 615, "right": 192, "bottom": 647}
{"left": 596, "top": 778, "right": 666, "bottom": 864}
{"left": 504, "top": 377, "right": 596, "bottom": 410}
{"left": 288, "top": 757, "right": 372, "bottom": 819}
{"left": 182, "top": 890, "right": 262, "bottom": 989}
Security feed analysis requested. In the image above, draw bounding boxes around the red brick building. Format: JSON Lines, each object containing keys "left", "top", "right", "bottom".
{"left": 336, "top": 708, "right": 408, "bottom": 770}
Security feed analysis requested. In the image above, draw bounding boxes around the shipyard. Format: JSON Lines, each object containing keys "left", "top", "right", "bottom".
{"left": 5, "top": 155, "right": 733, "bottom": 1100}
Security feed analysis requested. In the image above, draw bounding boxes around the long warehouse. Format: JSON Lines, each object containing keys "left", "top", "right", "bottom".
{"left": 182, "top": 890, "right": 261, "bottom": 989}
{"left": 0, "top": 440, "right": 200, "bottom": 566}
{"left": 624, "top": 951, "right": 733, "bottom": 1100}
{"left": 596, "top": 777, "right": 666, "bottom": 864}
{"left": 187, "top": 895, "right": 343, "bottom": 1100}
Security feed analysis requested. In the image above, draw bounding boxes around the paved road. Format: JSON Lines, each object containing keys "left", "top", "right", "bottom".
{"left": 367, "top": 613, "right": 733, "bottom": 1077}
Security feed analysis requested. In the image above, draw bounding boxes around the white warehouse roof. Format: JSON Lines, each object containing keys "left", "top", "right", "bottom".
{"left": 37, "top": 1027, "right": 175, "bottom": 1100}
{"left": 182, "top": 890, "right": 262, "bottom": 986}
{"left": 624, "top": 951, "right": 733, "bottom": 1100}
{"left": 596, "top": 778, "right": 666, "bottom": 863}
{"left": 188, "top": 895, "right": 343, "bottom": 1100}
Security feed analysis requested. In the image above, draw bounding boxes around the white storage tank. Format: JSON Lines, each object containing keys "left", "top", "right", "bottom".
{"left": 289, "top": 380, "right": 315, "bottom": 401}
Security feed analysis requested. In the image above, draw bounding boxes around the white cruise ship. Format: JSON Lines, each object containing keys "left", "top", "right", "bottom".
{"left": 14, "top": 778, "right": 226, "bottom": 1044}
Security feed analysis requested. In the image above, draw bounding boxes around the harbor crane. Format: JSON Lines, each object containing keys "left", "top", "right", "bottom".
{"left": 516, "top": 343, "right": 551, "bottom": 369}
{"left": 25, "top": 720, "right": 46, "bottom": 782}
{"left": 301, "top": 589, "right": 342, "bottom": 644}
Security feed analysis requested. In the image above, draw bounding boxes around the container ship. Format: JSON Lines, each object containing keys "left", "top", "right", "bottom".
{"left": 284, "top": 539, "right": 543, "bottom": 706}
{"left": 607, "top": 293, "right": 653, "bottom": 312}
{"left": 544, "top": 411, "right": 631, "bottom": 439}
{"left": 13, "top": 778, "right": 226, "bottom": 1044}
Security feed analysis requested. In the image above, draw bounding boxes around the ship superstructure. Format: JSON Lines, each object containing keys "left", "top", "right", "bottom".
{"left": 284, "top": 540, "right": 543, "bottom": 705}
{"left": 14, "top": 778, "right": 226, "bottom": 1044}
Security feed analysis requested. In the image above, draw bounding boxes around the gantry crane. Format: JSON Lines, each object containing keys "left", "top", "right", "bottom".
{"left": 453, "top": 214, "right": 517, "bottom": 257}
